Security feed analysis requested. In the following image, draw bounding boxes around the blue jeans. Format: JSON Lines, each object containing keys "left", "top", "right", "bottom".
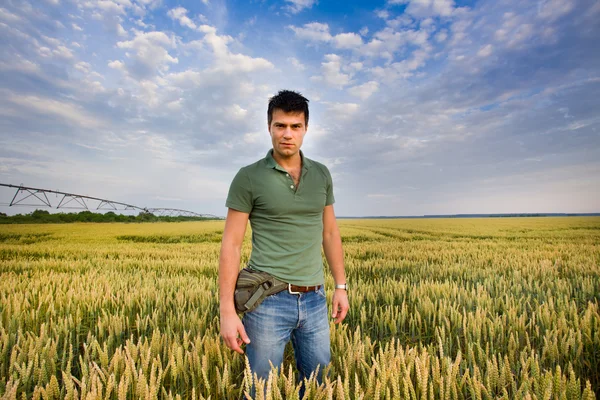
{"left": 242, "top": 286, "right": 331, "bottom": 395}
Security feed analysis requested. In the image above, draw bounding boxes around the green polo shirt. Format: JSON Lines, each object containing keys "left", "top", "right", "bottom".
{"left": 226, "top": 149, "right": 335, "bottom": 286}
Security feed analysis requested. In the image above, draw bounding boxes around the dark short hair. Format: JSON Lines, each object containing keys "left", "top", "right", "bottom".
{"left": 268, "top": 90, "right": 309, "bottom": 127}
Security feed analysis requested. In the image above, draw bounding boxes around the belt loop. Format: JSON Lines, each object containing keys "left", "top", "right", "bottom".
{"left": 288, "top": 283, "right": 300, "bottom": 295}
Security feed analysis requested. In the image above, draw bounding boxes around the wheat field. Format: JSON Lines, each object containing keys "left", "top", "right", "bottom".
{"left": 0, "top": 217, "right": 599, "bottom": 399}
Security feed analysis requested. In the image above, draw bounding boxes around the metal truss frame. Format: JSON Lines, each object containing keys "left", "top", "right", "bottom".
{"left": 0, "top": 183, "right": 220, "bottom": 218}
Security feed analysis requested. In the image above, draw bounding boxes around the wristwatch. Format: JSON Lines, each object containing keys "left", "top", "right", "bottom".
{"left": 335, "top": 283, "right": 348, "bottom": 290}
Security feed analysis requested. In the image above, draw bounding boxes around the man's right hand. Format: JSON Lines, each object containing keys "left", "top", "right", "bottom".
{"left": 220, "top": 312, "right": 251, "bottom": 354}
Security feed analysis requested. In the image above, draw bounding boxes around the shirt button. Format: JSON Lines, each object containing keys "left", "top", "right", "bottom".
{"left": 290, "top": 185, "right": 294, "bottom": 189}
{"left": 286, "top": 173, "right": 289, "bottom": 177}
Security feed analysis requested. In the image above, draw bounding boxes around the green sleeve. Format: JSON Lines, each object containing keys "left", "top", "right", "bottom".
{"left": 324, "top": 166, "right": 335, "bottom": 206}
{"left": 225, "top": 168, "right": 253, "bottom": 213}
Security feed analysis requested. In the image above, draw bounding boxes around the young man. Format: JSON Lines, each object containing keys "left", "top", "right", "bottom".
{"left": 219, "top": 90, "right": 349, "bottom": 391}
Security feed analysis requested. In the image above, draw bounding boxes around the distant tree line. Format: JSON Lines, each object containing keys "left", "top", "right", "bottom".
{"left": 0, "top": 209, "right": 219, "bottom": 224}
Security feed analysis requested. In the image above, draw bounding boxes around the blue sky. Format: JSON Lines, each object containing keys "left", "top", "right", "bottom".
{"left": 0, "top": 0, "right": 598, "bottom": 217}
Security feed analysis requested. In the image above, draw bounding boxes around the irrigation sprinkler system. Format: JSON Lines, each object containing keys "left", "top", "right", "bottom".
{"left": 0, "top": 183, "right": 221, "bottom": 219}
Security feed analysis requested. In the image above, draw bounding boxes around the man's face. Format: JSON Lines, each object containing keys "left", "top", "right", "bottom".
{"left": 268, "top": 108, "right": 307, "bottom": 159}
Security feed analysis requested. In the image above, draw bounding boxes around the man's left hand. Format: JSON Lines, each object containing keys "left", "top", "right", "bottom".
{"left": 331, "top": 289, "right": 349, "bottom": 324}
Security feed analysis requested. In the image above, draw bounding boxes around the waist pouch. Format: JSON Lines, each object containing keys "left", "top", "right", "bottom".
{"left": 234, "top": 267, "right": 288, "bottom": 314}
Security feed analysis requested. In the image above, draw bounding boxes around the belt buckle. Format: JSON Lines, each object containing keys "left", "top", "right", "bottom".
{"left": 288, "top": 283, "right": 300, "bottom": 294}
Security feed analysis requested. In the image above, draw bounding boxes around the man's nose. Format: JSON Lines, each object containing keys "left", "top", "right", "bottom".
{"left": 283, "top": 128, "right": 293, "bottom": 138}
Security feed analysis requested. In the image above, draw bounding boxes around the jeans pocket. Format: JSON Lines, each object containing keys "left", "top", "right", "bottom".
{"left": 316, "top": 286, "right": 326, "bottom": 299}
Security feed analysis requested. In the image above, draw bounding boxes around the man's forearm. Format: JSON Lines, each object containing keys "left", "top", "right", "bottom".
{"left": 219, "top": 242, "right": 242, "bottom": 314}
{"left": 323, "top": 233, "right": 346, "bottom": 284}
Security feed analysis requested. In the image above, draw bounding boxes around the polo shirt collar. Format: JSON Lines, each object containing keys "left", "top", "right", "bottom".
{"left": 265, "top": 149, "right": 313, "bottom": 171}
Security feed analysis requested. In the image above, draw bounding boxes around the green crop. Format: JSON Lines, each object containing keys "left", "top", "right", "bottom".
{"left": 0, "top": 217, "right": 598, "bottom": 399}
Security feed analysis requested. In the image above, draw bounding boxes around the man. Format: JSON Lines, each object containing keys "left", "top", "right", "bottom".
{"left": 219, "top": 90, "right": 349, "bottom": 393}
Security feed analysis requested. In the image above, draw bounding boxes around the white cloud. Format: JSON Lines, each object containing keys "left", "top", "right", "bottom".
{"left": 82, "top": 0, "right": 137, "bottom": 36}
{"left": 326, "top": 102, "right": 360, "bottom": 119}
{"left": 507, "top": 24, "right": 533, "bottom": 48}
{"left": 218, "top": 52, "right": 273, "bottom": 73}
{"left": 348, "top": 81, "right": 379, "bottom": 100}
{"left": 72, "top": 23, "right": 83, "bottom": 31}
{"left": 333, "top": 32, "right": 363, "bottom": 49}
{"left": 369, "top": 49, "right": 430, "bottom": 81}
{"left": 290, "top": 23, "right": 367, "bottom": 50}
{"left": 477, "top": 44, "right": 492, "bottom": 57}
{"left": 42, "top": 35, "right": 62, "bottom": 47}
{"left": 311, "top": 54, "right": 353, "bottom": 89}
{"left": 37, "top": 46, "right": 52, "bottom": 58}
{"left": 81, "top": 79, "right": 106, "bottom": 94}
{"left": 116, "top": 31, "right": 178, "bottom": 76}
{"left": 358, "top": 39, "right": 385, "bottom": 59}
{"left": 0, "top": 57, "right": 40, "bottom": 74}
{"left": 167, "top": 7, "right": 196, "bottom": 30}
{"left": 243, "top": 132, "right": 262, "bottom": 144}
{"left": 136, "top": 0, "right": 162, "bottom": 8}
{"left": 494, "top": 12, "right": 536, "bottom": 49}
{"left": 6, "top": 92, "right": 102, "bottom": 128}
{"left": 432, "top": 0, "right": 455, "bottom": 16}
{"left": 75, "top": 61, "right": 92, "bottom": 73}
{"left": 376, "top": 10, "right": 390, "bottom": 20}
{"left": 420, "top": 18, "right": 436, "bottom": 29}
{"left": 537, "top": 0, "right": 575, "bottom": 21}
{"left": 0, "top": 8, "right": 22, "bottom": 22}
{"left": 289, "top": 22, "right": 332, "bottom": 42}
{"left": 134, "top": 80, "right": 160, "bottom": 107}
{"left": 288, "top": 57, "right": 305, "bottom": 71}
{"left": 167, "top": 70, "right": 203, "bottom": 87}
{"left": 35, "top": 36, "right": 76, "bottom": 59}
{"left": 116, "top": 23, "right": 127, "bottom": 36}
{"left": 198, "top": 25, "right": 274, "bottom": 73}
{"left": 132, "top": 19, "right": 145, "bottom": 28}
{"left": 360, "top": 27, "right": 369, "bottom": 36}
{"left": 354, "top": 26, "right": 430, "bottom": 60}
{"left": 85, "top": 0, "right": 127, "bottom": 15}
{"left": 108, "top": 59, "right": 126, "bottom": 71}
{"left": 166, "top": 70, "right": 203, "bottom": 88}
{"left": 285, "top": 0, "right": 317, "bottom": 14}
{"left": 166, "top": 98, "right": 183, "bottom": 110}
{"left": 389, "top": 0, "right": 455, "bottom": 18}
{"left": 55, "top": 46, "right": 74, "bottom": 58}
{"left": 435, "top": 29, "right": 448, "bottom": 42}
{"left": 228, "top": 104, "right": 248, "bottom": 119}
{"left": 375, "top": 26, "right": 430, "bottom": 49}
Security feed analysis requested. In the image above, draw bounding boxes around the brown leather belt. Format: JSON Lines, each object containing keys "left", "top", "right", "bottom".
{"left": 288, "top": 284, "right": 322, "bottom": 293}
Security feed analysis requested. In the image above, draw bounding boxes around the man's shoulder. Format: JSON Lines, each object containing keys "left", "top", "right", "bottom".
{"left": 238, "top": 158, "right": 268, "bottom": 174}
{"left": 306, "top": 157, "right": 331, "bottom": 179}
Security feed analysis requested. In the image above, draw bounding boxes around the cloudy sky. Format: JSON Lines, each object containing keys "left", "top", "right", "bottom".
{"left": 0, "top": 0, "right": 598, "bottom": 217}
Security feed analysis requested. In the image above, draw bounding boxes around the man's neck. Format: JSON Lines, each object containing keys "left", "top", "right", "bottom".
{"left": 272, "top": 149, "right": 302, "bottom": 170}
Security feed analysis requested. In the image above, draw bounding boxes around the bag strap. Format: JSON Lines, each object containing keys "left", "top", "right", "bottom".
{"left": 242, "top": 278, "right": 288, "bottom": 312}
{"left": 242, "top": 283, "right": 268, "bottom": 312}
